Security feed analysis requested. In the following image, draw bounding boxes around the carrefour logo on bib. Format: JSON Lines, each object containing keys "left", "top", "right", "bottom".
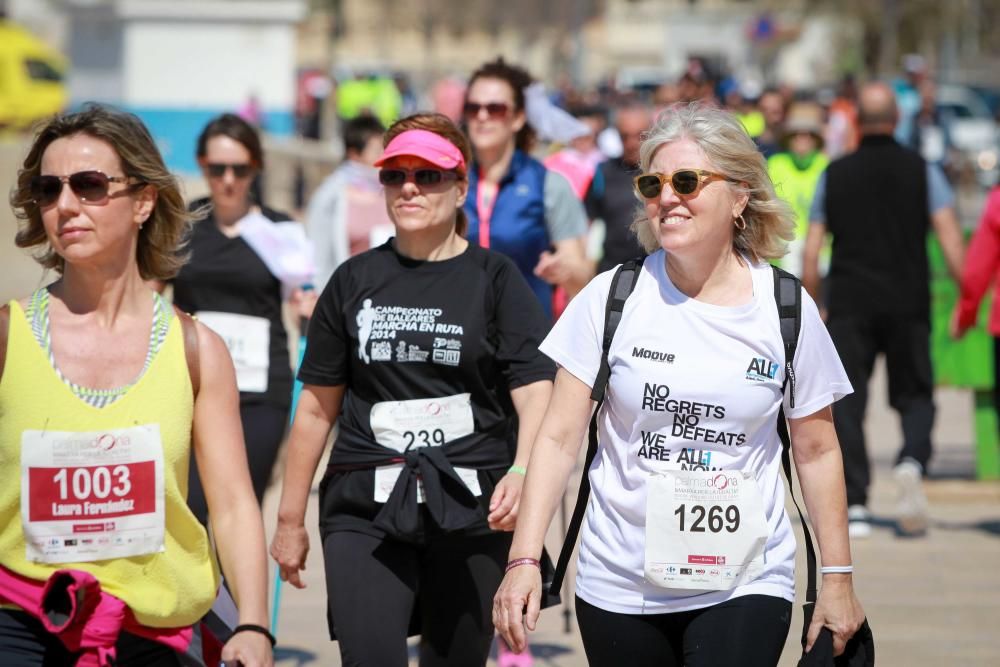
{"left": 745, "top": 356, "right": 779, "bottom": 382}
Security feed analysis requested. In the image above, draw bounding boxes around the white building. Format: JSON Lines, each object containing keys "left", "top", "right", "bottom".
{"left": 59, "top": 0, "right": 306, "bottom": 173}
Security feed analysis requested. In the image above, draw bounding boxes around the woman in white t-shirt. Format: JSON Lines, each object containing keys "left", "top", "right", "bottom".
{"left": 493, "top": 103, "right": 866, "bottom": 666}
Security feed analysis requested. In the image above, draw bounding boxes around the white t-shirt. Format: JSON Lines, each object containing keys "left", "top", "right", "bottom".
{"left": 540, "top": 250, "right": 852, "bottom": 614}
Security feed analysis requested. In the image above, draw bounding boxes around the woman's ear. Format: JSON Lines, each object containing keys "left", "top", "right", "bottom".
{"left": 134, "top": 185, "right": 158, "bottom": 225}
{"left": 455, "top": 176, "right": 469, "bottom": 208}
{"left": 511, "top": 109, "right": 527, "bottom": 134}
{"left": 733, "top": 183, "right": 750, "bottom": 218}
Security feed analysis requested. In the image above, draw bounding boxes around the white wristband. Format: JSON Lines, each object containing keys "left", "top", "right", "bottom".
{"left": 821, "top": 565, "right": 854, "bottom": 574}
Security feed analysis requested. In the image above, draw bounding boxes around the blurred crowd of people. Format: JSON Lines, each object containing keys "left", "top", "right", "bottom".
{"left": 4, "top": 45, "right": 999, "bottom": 667}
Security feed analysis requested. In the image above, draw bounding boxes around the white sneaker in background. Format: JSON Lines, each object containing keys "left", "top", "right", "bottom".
{"left": 894, "top": 458, "right": 929, "bottom": 537}
{"left": 848, "top": 504, "right": 872, "bottom": 539}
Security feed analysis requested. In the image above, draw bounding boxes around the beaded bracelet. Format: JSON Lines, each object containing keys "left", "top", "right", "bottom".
{"left": 508, "top": 465, "right": 527, "bottom": 476}
{"left": 505, "top": 557, "right": 541, "bottom": 573}
{"left": 232, "top": 623, "right": 276, "bottom": 647}
{"left": 820, "top": 565, "right": 854, "bottom": 575}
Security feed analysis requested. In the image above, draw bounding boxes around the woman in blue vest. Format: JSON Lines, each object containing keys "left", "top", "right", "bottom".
{"left": 463, "top": 58, "right": 590, "bottom": 320}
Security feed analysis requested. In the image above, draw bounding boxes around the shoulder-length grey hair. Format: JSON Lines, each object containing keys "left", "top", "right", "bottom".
{"left": 630, "top": 103, "right": 794, "bottom": 263}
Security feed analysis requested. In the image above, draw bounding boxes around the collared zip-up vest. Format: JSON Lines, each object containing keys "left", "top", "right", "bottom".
{"left": 466, "top": 149, "right": 553, "bottom": 317}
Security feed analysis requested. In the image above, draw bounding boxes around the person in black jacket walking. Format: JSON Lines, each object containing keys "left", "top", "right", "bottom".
{"left": 802, "top": 82, "right": 965, "bottom": 539}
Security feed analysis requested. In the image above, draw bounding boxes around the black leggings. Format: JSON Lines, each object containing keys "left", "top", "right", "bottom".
{"left": 187, "top": 401, "right": 288, "bottom": 524}
{"left": 575, "top": 594, "right": 792, "bottom": 667}
{"left": 0, "top": 610, "right": 186, "bottom": 666}
{"left": 323, "top": 530, "right": 511, "bottom": 667}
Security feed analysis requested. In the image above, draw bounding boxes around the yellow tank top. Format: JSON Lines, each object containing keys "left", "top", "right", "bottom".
{"left": 0, "top": 301, "right": 219, "bottom": 628}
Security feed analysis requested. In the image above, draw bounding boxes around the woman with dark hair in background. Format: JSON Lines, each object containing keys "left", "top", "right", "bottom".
{"left": 463, "top": 58, "right": 591, "bottom": 320}
{"left": 270, "top": 112, "right": 554, "bottom": 666}
{"left": 170, "top": 113, "right": 313, "bottom": 523}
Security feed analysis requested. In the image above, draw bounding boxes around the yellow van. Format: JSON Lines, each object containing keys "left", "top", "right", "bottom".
{"left": 0, "top": 20, "right": 68, "bottom": 130}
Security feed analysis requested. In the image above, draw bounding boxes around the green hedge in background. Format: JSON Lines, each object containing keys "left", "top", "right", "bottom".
{"left": 929, "top": 235, "right": 998, "bottom": 478}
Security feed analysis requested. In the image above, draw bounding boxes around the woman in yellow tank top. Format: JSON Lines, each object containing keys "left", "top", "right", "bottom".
{"left": 1, "top": 105, "right": 273, "bottom": 666}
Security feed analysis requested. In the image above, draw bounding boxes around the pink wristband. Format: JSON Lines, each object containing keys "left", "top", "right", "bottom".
{"left": 504, "top": 557, "right": 541, "bottom": 574}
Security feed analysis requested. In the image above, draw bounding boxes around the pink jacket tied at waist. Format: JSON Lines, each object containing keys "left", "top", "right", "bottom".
{"left": 0, "top": 565, "right": 191, "bottom": 666}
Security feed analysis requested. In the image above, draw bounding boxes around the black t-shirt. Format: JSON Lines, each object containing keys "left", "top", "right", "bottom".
{"left": 586, "top": 159, "right": 646, "bottom": 273}
{"left": 171, "top": 199, "right": 293, "bottom": 409}
{"left": 300, "top": 241, "right": 555, "bottom": 538}
{"left": 824, "top": 136, "right": 931, "bottom": 320}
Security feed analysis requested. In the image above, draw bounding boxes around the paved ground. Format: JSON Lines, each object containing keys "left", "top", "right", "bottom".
{"left": 3, "top": 140, "right": 997, "bottom": 665}
{"left": 260, "top": 374, "right": 1000, "bottom": 667}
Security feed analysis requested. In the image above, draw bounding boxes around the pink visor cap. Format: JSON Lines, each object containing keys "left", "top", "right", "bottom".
{"left": 374, "top": 129, "right": 466, "bottom": 172}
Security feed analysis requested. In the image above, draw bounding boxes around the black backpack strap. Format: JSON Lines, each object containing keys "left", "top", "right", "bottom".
{"left": 590, "top": 259, "right": 643, "bottom": 402}
{"left": 773, "top": 265, "right": 801, "bottom": 410}
{"left": 770, "top": 267, "right": 818, "bottom": 619}
{"left": 548, "top": 258, "right": 643, "bottom": 596}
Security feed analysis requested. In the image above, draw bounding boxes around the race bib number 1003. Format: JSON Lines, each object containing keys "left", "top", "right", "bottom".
{"left": 644, "top": 469, "right": 769, "bottom": 591}
{"left": 20, "top": 425, "right": 166, "bottom": 564}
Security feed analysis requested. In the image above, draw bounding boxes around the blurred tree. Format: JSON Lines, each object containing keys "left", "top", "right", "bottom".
{"left": 803, "top": 0, "right": 1000, "bottom": 78}
{"left": 311, "top": 0, "right": 605, "bottom": 84}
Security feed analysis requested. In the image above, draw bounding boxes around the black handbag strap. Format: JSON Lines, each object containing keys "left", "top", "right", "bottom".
{"left": 548, "top": 263, "right": 817, "bottom": 613}
{"left": 548, "top": 258, "right": 642, "bottom": 595}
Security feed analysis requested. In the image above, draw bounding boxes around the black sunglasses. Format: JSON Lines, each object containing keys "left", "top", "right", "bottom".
{"left": 633, "top": 169, "right": 738, "bottom": 199}
{"left": 378, "top": 168, "right": 460, "bottom": 187}
{"left": 205, "top": 162, "right": 254, "bottom": 179}
{"left": 29, "top": 171, "right": 142, "bottom": 208}
{"left": 463, "top": 102, "right": 511, "bottom": 119}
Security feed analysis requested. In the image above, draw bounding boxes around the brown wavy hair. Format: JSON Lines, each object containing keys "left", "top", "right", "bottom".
{"left": 10, "top": 104, "right": 193, "bottom": 280}
{"left": 383, "top": 112, "right": 472, "bottom": 236}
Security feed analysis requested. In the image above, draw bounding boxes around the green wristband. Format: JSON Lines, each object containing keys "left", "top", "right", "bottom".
{"left": 508, "top": 465, "right": 527, "bottom": 476}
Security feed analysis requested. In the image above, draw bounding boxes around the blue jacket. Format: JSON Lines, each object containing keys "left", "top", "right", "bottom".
{"left": 466, "top": 150, "right": 552, "bottom": 318}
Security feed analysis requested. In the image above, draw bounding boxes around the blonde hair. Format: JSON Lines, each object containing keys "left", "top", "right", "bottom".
{"left": 630, "top": 103, "right": 794, "bottom": 263}
{"left": 10, "top": 104, "right": 193, "bottom": 280}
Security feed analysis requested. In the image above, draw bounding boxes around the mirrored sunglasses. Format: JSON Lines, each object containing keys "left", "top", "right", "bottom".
{"left": 378, "top": 168, "right": 460, "bottom": 187}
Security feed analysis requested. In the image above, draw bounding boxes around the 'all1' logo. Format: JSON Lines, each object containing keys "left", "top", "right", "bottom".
{"left": 746, "top": 357, "right": 779, "bottom": 381}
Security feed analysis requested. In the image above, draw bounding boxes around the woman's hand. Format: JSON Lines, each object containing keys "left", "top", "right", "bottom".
{"left": 289, "top": 287, "right": 317, "bottom": 321}
{"left": 270, "top": 521, "right": 310, "bottom": 589}
{"left": 493, "top": 563, "right": 543, "bottom": 654}
{"left": 949, "top": 307, "right": 971, "bottom": 340}
{"left": 220, "top": 629, "right": 274, "bottom": 667}
{"left": 805, "top": 575, "right": 866, "bottom": 656}
{"left": 487, "top": 472, "right": 525, "bottom": 531}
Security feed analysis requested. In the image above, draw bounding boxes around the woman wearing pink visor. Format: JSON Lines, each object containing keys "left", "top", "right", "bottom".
{"left": 270, "top": 113, "right": 555, "bottom": 666}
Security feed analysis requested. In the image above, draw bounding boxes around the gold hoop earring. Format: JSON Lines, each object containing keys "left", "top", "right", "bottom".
{"left": 734, "top": 214, "right": 747, "bottom": 231}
